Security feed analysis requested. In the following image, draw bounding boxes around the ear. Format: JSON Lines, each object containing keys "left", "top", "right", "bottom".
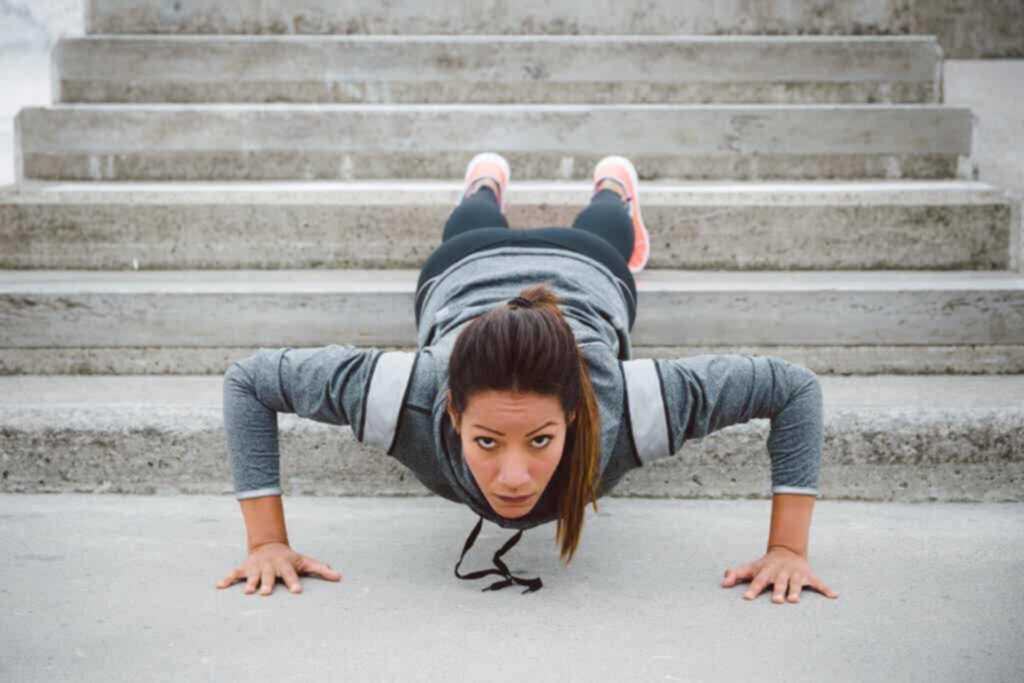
{"left": 446, "top": 390, "right": 459, "bottom": 432}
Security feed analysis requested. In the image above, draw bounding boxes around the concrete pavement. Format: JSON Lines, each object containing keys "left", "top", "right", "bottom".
{"left": 1, "top": 493, "right": 1021, "bottom": 682}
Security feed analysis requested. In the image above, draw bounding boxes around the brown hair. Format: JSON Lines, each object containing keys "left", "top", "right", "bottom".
{"left": 446, "top": 281, "right": 601, "bottom": 566}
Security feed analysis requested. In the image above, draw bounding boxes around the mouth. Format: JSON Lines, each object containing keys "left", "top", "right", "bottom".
{"left": 496, "top": 493, "right": 534, "bottom": 505}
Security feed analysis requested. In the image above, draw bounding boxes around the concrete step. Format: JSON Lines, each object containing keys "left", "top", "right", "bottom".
{"left": 1, "top": 180, "right": 1017, "bottom": 271}
{"left": 3, "top": 373, "right": 1021, "bottom": 501}
{"left": 53, "top": 35, "right": 942, "bottom": 105}
{"left": 2, "top": 269, "right": 1022, "bottom": 376}
{"left": 15, "top": 104, "right": 972, "bottom": 182}
{"left": 87, "top": 0, "right": 914, "bottom": 36}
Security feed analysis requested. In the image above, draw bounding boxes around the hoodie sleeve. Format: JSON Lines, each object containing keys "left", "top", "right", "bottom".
{"left": 223, "top": 345, "right": 417, "bottom": 500}
{"left": 621, "top": 354, "right": 823, "bottom": 496}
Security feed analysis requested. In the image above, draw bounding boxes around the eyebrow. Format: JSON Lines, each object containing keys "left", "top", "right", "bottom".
{"left": 471, "top": 420, "right": 557, "bottom": 437}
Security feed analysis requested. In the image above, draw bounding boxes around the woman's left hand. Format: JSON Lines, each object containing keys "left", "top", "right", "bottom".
{"left": 722, "top": 546, "right": 839, "bottom": 604}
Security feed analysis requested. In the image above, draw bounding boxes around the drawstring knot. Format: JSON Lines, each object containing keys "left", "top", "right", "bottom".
{"left": 453, "top": 515, "right": 543, "bottom": 595}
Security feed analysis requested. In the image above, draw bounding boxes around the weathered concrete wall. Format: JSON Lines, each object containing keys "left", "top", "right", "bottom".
{"left": 3, "top": 1, "right": 1021, "bottom": 56}
{"left": 82, "top": 0, "right": 1024, "bottom": 57}
{"left": 910, "top": 0, "right": 1024, "bottom": 58}
{"left": 945, "top": 60, "right": 1024, "bottom": 272}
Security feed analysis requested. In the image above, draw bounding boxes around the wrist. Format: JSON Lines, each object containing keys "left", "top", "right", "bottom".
{"left": 239, "top": 494, "right": 289, "bottom": 551}
{"left": 767, "top": 544, "right": 807, "bottom": 559}
{"left": 248, "top": 538, "right": 289, "bottom": 553}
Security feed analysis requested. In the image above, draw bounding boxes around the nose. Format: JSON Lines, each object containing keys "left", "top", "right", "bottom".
{"left": 497, "top": 451, "right": 532, "bottom": 489}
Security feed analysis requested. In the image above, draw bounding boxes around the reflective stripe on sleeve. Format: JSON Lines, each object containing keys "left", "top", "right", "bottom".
{"left": 361, "top": 351, "right": 417, "bottom": 453}
{"left": 622, "top": 358, "right": 671, "bottom": 464}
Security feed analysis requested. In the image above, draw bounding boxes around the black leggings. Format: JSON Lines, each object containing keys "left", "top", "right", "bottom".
{"left": 415, "top": 187, "right": 638, "bottom": 329}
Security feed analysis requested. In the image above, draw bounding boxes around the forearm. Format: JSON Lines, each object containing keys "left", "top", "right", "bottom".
{"left": 654, "top": 356, "right": 823, "bottom": 496}
{"left": 240, "top": 494, "right": 290, "bottom": 551}
{"left": 767, "top": 493, "right": 815, "bottom": 559}
{"left": 224, "top": 361, "right": 285, "bottom": 496}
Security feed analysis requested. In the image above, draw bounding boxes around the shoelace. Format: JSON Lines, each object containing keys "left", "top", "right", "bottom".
{"left": 453, "top": 515, "right": 543, "bottom": 594}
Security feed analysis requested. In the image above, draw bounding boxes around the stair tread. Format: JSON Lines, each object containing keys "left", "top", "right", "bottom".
{"left": 3, "top": 269, "right": 1023, "bottom": 292}
{"left": 4, "top": 373, "right": 1022, "bottom": 410}
{"left": 4, "top": 178, "right": 1009, "bottom": 204}
{"left": 32, "top": 102, "right": 969, "bottom": 111}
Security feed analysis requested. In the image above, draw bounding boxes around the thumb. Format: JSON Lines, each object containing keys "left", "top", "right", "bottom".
{"left": 722, "top": 563, "right": 753, "bottom": 586}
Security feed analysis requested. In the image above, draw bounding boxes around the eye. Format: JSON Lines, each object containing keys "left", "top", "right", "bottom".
{"left": 473, "top": 435, "right": 554, "bottom": 450}
{"left": 531, "top": 435, "right": 554, "bottom": 448}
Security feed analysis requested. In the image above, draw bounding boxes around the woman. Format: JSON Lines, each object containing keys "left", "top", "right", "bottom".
{"left": 217, "top": 153, "right": 839, "bottom": 602}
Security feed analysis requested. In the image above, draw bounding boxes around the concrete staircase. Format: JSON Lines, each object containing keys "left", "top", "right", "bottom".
{"left": 1, "top": 1, "right": 1021, "bottom": 501}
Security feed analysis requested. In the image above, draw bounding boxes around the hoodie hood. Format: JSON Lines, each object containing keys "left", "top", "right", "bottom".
{"left": 414, "top": 245, "right": 636, "bottom": 592}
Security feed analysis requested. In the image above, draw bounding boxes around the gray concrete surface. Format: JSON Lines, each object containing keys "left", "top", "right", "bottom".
{"left": 945, "top": 60, "right": 1024, "bottom": 280}
{"left": 7, "top": 0, "right": 1024, "bottom": 59}
{"left": 84, "top": 0, "right": 1024, "bottom": 58}
{"left": 52, "top": 35, "right": 942, "bottom": 105}
{"left": 5, "top": 343, "right": 1024, "bottom": 377}
{"left": 14, "top": 104, "right": 971, "bottom": 181}
{"left": 2, "top": 373, "right": 1022, "bottom": 500}
{"left": 2, "top": 180, "right": 1016, "bottom": 271}
{"left": 84, "top": 0, "right": 914, "bottom": 36}
{"left": 946, "top": 61, "right": 1024, "bottom": 201}
{"left": 910, "top": 0, "right": 1024, "bottom": 59}
{"left": 2, "top": 269, "right": 1023, "bottom": 349}
{"left": 3, "top": 62, "right": 1019, "bottom": 194}
{"left": 1, "top": 493, "right": 1021, "bottom": 682}
{"left": 9, "top": 0, "right": 1023, "bottom": 59}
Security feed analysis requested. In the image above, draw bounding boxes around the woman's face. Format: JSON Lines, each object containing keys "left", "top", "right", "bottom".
{"left": 447, "top": 389, "right": 571, "bottom": 518}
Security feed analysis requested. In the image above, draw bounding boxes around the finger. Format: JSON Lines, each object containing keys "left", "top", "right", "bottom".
{"left": 808, "top": 575, "right": 840, "bottom": 599}
{"left": 301, "top": 557, "right": 343, "bottom": 581}
{"left": 771, "top": 573, "right": 790, "bottom": 603}
{"left": 788, "top": 575, "right": 805, "bottom": 603}
{"left": 722, "top": 563, "right": 753, "bottom": 587}
{"left": 280, "top": 564, "right": 303, "bottom": 594}
{"left": 216, "top": 567, "right": 242, "bottom": 589}
{"left": 744, "top": 571, "right": 770, "bottom": 600}
{"left": 259, "top": 565, "right": 276, "bottom": 595}
{"left": 244, "top": 568, "right": 260, "bottom": 594}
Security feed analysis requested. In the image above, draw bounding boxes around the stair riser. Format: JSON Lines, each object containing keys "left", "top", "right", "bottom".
{"left": 84, "top": 1, "right": 1024, "bottom": 59}
{"left": 87, "top": 0, "right": 911, "bottom": 35}
{"left": 16, "top": 106, "right": 972, "bottom": 181}
{"left": 5, "top": 345, "right": 1024, "bottom": 376}
{"left": 55, "top": 36, "right": 942, "bottom": 105}
{"left": 3, "top": 408, "right": 1020, "bottom": 501}
{"left": 1, "top": 200, "right": 1013, "bottom": 271}
{"left": 3, "top": 289, "right": 1022, "bottom": 347}
{"left": 58, "top": 81, "right": 942, "bottom": 107}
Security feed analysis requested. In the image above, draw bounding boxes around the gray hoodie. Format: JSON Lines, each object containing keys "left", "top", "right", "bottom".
{"left": 223, "top": 246, "right": 823, "bottom": 590}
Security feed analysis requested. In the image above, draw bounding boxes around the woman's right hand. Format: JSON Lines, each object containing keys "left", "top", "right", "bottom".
{"left": 215, "top": 541, "right": 343, "bottom": 595}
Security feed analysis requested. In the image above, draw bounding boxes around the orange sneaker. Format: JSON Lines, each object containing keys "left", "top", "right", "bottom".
{"left": 456, "top": 152, "right": 511, "bottom": 214}
{"left": 593, "top": 155, "right": 649, "bottom": 274}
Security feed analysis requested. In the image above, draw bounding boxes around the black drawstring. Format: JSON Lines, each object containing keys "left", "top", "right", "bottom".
{"left": 453, "top": 515, "right": 543, "bottom": 594}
